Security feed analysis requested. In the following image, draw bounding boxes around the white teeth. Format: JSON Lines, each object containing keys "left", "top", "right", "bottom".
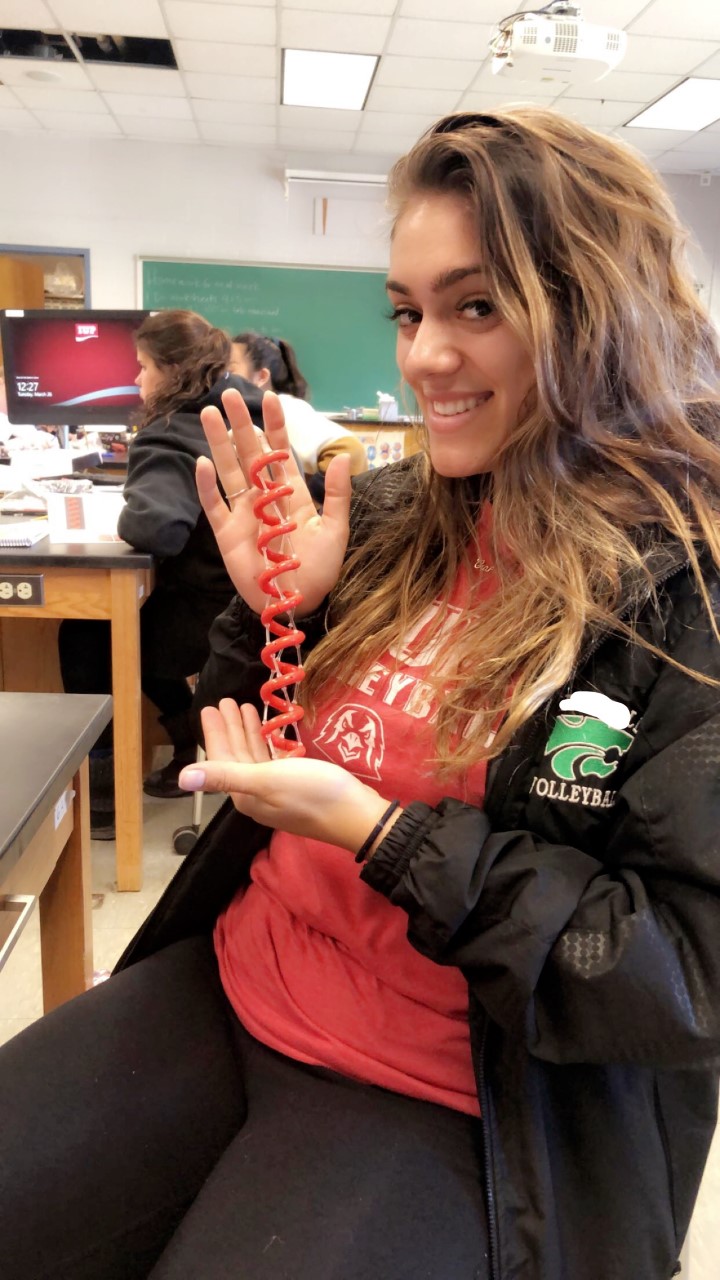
{"left": 430, "top": 395, "right": 489, "bottom": 416}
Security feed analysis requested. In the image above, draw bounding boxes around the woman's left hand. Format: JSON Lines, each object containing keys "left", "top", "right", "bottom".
{"left": 180, "top": 700, "right": 392, "bottom": 855}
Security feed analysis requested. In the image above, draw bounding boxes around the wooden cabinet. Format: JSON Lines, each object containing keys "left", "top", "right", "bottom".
{"left": 0, "top": 256, "right": 45, "bottom": 309}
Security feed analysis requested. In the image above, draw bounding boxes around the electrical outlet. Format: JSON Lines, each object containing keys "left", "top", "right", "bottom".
{"left": 0, "top": 574, "right": 45, "bottom": 605}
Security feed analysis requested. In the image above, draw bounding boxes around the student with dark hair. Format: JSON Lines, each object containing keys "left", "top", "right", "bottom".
{"left": 59, "top": 309, "right": 263, "bottom": 827}
{"left": 229, "top": 331, "right": 366, "bottom": 493}
{"left": 3, "top": 110, "right": 720, "bottom": 1280}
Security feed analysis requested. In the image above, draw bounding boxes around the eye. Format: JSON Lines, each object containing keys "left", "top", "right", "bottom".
{"left": 460, "top": 298, "right": 494, "bottom": 320}
{"left": 386, "top": 305, "right": 421, "bottom": 328}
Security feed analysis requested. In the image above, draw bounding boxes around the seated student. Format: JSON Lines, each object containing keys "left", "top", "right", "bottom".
{"left": 58, "top": 309, "right": 263, "bottom": 830}
{"left": 228, "top": 331, "right": 366, "bottom": 498}
{"left": 2, "top": 109, "right": 720, "bottom": 1280}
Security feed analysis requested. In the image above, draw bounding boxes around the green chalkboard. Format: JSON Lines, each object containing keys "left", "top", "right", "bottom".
{"left": 141, "top": 259, "right": 400, "bottom": 412}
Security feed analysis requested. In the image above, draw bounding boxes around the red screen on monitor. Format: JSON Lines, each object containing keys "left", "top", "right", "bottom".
{"left": 0, "top": 310, "right": 148, "bottom": 425}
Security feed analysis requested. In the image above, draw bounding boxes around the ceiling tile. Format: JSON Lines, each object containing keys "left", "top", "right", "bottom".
{"left": 657, "top": 149, "right": 720, "bottom": 171}
{"left": 461, "top": 83, "right": 560, "bottom": 105}
{"left": 199, "top": 121, "right": 277, "bottom": 145}
{"left": 0, "top": 85, "right": 18, "bottom": 105}
{"left": 555, "top": 98, "right": 645, "bottom": 130}
{"left": 366, "top": 84, "right": 460, "bottom": 113}
{"left": 117, "top": 117, "right": 200, "bottom": 141}
{"left": 0, "top": 105, "right": 43, "bottom": 129}
{"left": 13, "top": 86, "right": 108, "bottom": 112}
{"left": 619, "top": 36, "right": 716, "bottom": 76}
{"left": 86, "top": 66, "right": 186, "bottom": 95}
{"left": 165, "top": 1, "right": 276, "bottom": 44}
{"left": 174, "top": 40, "right": 276, "bottom": 76}
{"left": 192, "top": 98, "right": 276, "bottom": 124}
{"left": 0, "top": 59, "right": 92, "bottom": 88}
{"left": 671, "top": 131, "right": 720, "bottom": 153}
{"left": 281, "top": 11, "right": 391, "bottom": 54}
{"left": 562, "top": 71, "right": 681, "bottom": 103}
{"left": 692, "top": 50, "right": 720, "bottom": 78}
{"left": 185, "top": 72, "right": 276, "bottom": 103}
{"left": 104, "top": 92, "right": 193, "bottom": 118}
{"left": 279, "top": 127, "right": 357, "bottom": 149}
{"left": 353, "top": 130, "right": 417, "bottom": 155}
{"left": 614, "top": 126, "right": 695, "bottom": 155}
{"left": 361, "top": 109, "right": 440, "bottom": 134}
{"left": 279, "top": 105, "right": 363, "bottom": 131}
{"left": 629, "top": 0, "right": 720, "bottom": 41}
{"left": 376, "top": 55, "right": 478, "bottom": 91}
{"left": 0, "top": 0, "right": 54, "bottom": 25}
{"left": 33, "top": 109, "right": 122, "bottom": 134}
{"left": 399, "top": 0, "right": 508, "bottom": 19}
{"left": 284, "top": 0, "right": 396, "bottom": 10}
{"left": 571, "top": 0, "right": 651, "bottom": 23}
{"left": 386, "top": 19, "right": 494, "bottom": 61}
{"left": 50, "top": 0, "right": 167, "bottom": 38}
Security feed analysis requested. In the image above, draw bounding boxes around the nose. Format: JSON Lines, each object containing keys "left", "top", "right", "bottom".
{"left": 134, "top": 372, "right": 141, "bottom": 387}
{"left": 402, "top": 316, "right": 462, "bottom": 383}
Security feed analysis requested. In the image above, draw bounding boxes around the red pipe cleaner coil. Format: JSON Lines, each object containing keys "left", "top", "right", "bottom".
{"left": 249, "top": 449, "right": 306, "bottom": 758}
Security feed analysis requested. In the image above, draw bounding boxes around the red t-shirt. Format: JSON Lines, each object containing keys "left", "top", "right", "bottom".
{"left": 216, "top": 512, "right": 497, "bottom": 1116}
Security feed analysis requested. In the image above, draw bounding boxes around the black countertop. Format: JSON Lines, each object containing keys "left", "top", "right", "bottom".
{"left": 0, "top": 520, "right": 153, "bottom": 569}
{"left": 0, "top": 692, "right": 112, "bottom": 879}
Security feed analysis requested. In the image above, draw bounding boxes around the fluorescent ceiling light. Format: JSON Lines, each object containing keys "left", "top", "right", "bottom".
{"left": 282, "top": 49, "right": 377, "bottom": 111}
{"left": 626, "top": 78, "right": 720, "bottom": 132}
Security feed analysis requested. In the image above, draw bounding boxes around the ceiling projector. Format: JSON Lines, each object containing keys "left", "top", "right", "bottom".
{"left": 490, "top": 2, "right": 627, "bottom": 86}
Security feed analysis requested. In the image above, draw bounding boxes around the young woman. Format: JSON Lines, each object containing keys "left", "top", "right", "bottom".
{"left": 3, "top": 110, "right": 720, "bottom": 1280}
{"left": 229, "top": 330, "right": 366, "bottom": 494}
{"left": 58, "top": 309, "right": 263, "bottom": 825}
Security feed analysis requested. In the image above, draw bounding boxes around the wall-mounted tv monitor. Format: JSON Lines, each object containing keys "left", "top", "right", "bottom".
{"left": 0, "top": 309, "right": 150, "bottom": 426}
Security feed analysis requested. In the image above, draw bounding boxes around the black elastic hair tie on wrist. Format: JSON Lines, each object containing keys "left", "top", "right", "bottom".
{"left": 354, "top": 800, "right": 401, "bottom": 865}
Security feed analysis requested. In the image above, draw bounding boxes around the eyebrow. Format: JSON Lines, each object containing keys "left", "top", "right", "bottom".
{"left": 385, "top": 265, "right": 487, "bottom": 295}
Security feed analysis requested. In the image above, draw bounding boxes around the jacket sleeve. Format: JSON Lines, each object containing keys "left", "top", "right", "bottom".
{"left": 117, "top": 426, "right": 201, "bottom": 557}
{"left": 361, "top": 595, "right": 720, "bottom": 1070}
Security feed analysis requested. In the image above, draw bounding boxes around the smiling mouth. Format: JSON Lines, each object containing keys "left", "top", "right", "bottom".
{"left": 429, "top": 394, "right": 493, "bottom": 416}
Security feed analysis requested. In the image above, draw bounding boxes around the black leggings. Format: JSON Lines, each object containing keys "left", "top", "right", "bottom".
{"left": 0, "top": 938, "right": 489, "bottom": 1280}
{"left": 58, "top": 585, "right": 215, "bottom": 750}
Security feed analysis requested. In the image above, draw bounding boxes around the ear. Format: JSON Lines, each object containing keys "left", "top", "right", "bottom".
{"left": 256, "top": 366, "right": 272, "bottom": 390}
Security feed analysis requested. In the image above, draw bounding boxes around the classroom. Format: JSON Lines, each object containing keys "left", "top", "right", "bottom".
{"left": 0, "top": 2, "right": 720, "bottom": 1277}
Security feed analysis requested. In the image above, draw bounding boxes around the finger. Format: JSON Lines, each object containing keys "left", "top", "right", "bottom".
{"left": 221, "top": 388, "right": 268, "bottom": 481}
{"left": 259, "top": 392, "right": 318, "bottom": 516}
{"left": 179, "top": 759, "right": 259, "bottom": 797}
{"left": 195, "top": 455, "right": 234, "bottom": 537}
{"left": 319, "top": 452, "right": 352, "bottom": 533}
{"left": 240, "top": 703, "right": 271, "bottom": 764}
{"left": 219, "top": 698, "right": 255, "bottom": 764}
{"left": 200, "top": 704, "right": 235, "bottom": 764}
{"left": 200, "top": 403, "right": 248, "bottom": 497}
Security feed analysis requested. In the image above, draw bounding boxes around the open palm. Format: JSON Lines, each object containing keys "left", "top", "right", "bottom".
{"left": 198, "top": 388, "right": 351, "bottom": 616}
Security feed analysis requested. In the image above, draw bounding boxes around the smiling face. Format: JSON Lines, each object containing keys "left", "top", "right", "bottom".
{"left": 387, "top": 191, "right": 536, "bottom": 477}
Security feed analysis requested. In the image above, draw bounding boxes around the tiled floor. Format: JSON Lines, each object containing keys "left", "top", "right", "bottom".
{"left": 0, "top": 790, "right": 717, "bottom": 1277}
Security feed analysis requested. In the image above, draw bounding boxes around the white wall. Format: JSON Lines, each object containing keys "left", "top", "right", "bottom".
{"left": 1, "top": 132, "right": 720, "bottom": 326}
{"left": 0, "top": 132, "right": 391, "bottom": 308}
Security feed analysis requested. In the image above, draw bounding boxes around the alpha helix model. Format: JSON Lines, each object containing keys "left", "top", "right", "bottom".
{"left": 248, "top": 445, "right": 306, "bottom": 758}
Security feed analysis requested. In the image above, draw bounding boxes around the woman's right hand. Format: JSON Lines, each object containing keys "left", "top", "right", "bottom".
{"left": 198, "top": 388, "right": 352, "bottom": 616}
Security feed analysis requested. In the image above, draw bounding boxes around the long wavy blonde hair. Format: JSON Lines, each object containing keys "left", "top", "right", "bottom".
{"left": 303, "top": 108, "right": 720, "bottom": 774}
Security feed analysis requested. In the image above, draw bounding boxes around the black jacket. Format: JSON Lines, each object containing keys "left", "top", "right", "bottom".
{"left": 117, "top": 459, "right": 720, "bottom": 1280}
{"left": 118, "top": 372, "right": 263, "bottom": 604}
